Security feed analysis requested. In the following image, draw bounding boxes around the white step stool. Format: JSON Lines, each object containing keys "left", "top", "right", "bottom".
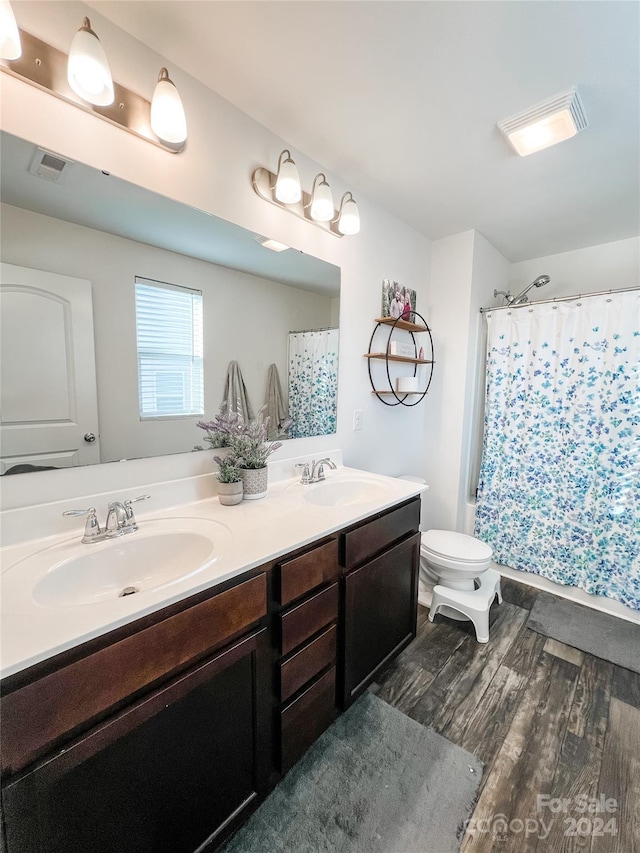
{"left": 428, "top": 568, "right": 502, "bottom": 643}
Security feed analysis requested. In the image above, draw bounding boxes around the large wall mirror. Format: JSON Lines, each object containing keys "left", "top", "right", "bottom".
{"left": 0, "top": 131, "right": 340, "bottom": 475}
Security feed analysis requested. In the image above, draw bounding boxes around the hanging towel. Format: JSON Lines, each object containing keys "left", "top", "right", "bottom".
{"left": 221, "top": 360, "right": 254, "bottom": 423}
{"left": 264, "top": 363, "right": 288, "bottom": 440}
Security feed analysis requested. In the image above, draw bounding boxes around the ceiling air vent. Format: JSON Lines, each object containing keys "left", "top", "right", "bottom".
{"left": 28, "top": 148, "right": 74, "bottom": 182}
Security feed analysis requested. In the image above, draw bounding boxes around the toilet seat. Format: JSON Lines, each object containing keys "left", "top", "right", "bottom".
{"left": 421, "top": 530, "right": 492, "bottom": 565}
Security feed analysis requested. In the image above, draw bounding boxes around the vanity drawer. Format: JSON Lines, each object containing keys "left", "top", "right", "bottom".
{"left": 279, "top": 624, "right": 337, "bottom": 703}
{"left": 279, "top": 583, "right": 339, "bottom": 656}
{"left": 276, "top": 539, "right": 339, "bottom": 606}
{"left": 1, "top": 573, "right": 267, "bottom": 776}
{"left": 341, "top": 498, "right": 420, "bottom": 569}
{"left": 280, "top": 666, "right": 336, "bottom": 772}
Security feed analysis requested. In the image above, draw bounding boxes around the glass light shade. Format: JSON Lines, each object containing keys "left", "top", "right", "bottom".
{"left": 67, "top": 18, "right": 114, "bottom": 106}
{"left": 151, "top": 69, "right": 187, "bottom": 144}
{"left": 310, "top": 178, "right": 334, "bottom": 222}
{"left": 0, "top": 0, "right": 21, "bottom": 60}
{"left": 507, "top": 109, "right": 577, "bottom": 156}
{"left": 338, "top": 196, "right": 360, "bottom": 235}
{"left": 275, "top": 156, "right": 301, "bottom": 204}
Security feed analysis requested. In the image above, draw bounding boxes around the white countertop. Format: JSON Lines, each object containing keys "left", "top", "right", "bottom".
{"left": 0, "top": 466, "right": 426, "bottom": 680}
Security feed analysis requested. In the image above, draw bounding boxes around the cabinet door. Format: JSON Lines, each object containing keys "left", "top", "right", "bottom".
{"left": 2, "top": 629, "right": 270, "bottom": 853}
{"left": 342, "top": 533, "right": 420, "bottom": 707}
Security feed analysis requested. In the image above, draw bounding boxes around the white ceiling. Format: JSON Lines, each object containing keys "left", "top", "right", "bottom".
{"left": 89, "top": 1, "right": 639, "bottom": 262}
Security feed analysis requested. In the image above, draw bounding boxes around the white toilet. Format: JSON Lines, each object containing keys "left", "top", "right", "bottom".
{"left": 397, "top": 475, "right": 499, "bottom": 639}
{"left": 419, "top": 529, "right": 495, "bottom": 624}
{"left": 420, "top": 529, "right": 493, "bottom": 592}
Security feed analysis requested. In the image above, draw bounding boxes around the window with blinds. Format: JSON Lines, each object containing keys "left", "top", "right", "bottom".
{"left": 135, "top": 277, "right": 204, "bottom": 419}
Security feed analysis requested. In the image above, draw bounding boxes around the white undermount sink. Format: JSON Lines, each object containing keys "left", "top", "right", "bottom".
{"left": 4, "top": 518, "right": 233, "bottom": 609}
{"left": 286, "top": 475, "right": 387, "bottom": 507}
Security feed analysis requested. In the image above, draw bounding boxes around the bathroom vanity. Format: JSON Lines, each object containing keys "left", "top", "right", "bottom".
{"left": 0, "top": 469, "right": 422, "bottom": 853}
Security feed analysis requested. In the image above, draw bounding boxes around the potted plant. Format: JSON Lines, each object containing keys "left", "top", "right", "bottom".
{"left": 196, "top": 408, "right": 244, "bottom": 449}
{"left": 213, "top": 452, "right": 244, "bottom": 506}
{"left": 229, "top": 407, "right": 290, "bottom": 500}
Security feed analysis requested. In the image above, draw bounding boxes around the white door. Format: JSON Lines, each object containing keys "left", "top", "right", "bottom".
{"left": 0, "top": 263, "right": 101, "bottom": 473}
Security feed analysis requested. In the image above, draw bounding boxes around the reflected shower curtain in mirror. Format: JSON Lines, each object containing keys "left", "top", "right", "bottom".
{"left": 475, "top": 290, "right": 640, "bottom": 611}
{"left": 288, "top": 329, "right": 339, "bottom": 438}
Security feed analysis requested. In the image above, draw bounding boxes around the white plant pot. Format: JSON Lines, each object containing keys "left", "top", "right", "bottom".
{"left": 240, "top": 466, "right": 268, "bottom": 500}
{"left": 217, "top": 480, "right": 243, "bottom": 506}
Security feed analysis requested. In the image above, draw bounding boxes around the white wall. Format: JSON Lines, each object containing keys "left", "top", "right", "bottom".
{"left": 422, "top": 230, "right": 509, "bottom": 533}
{"left": 509, "top": 236, "right": 639, "bottom": 298}
{"left": 422, "top": 231, "right": 472, "bottom": 530}
{"left": 2, "top": 203, "right": 333, "bottom": 463}
{"left": 0, "top": 1, "right": 431, "bottom": 508}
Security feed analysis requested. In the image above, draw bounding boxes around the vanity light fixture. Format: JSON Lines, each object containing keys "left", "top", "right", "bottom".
{"left": 0, "top": 21, "right": 188, "bottom": 152}
{"left": 0, "top": 0, "right": 21, "bottom": 60}
{"left": 274, "top": 150, "right": 302, "bottom": 204}
{"left": 67, "top": 17, "right": 114, "bottom": 106}
{"left": 498, "top": 87, "right": 588, "bottom": 157}
{"left": 150, "top": 67, "right": 187, "bottom": 145}
{"left": 336, "top": 192, "right": 360, "bottom": 235}
{"left": 252, "top": 151, "right": 360, "bottom": 237}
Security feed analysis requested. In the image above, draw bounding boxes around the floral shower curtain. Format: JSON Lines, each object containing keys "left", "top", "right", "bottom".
{"left": 288, "top": 329, "right": 339, "bottom": 438}
{"left": 475, "top": 290, "right": 640, "bottom": 611}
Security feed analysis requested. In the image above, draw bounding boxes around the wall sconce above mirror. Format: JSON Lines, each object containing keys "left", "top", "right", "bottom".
{"left": 252, "top": 150, "right": 361, "bottom": 237}
{"left": 0, "top": 9, "right": 187, "bottom": 151}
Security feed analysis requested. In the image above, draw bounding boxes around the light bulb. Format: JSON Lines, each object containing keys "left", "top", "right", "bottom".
{"left": 0, "top": 0, "right": 21, "bottom": 60}
{"left": 67, "top": 18, "right": 114, "bottom": 106}
{"left": 151, "top": 68, "right": 187, "bottom": 145}
{"left": 338, "top": 193, "right": 360, "bottom": 235}
{"left": 275, "top": 151, "right": 301, "bottom": 204}
{"left": 310, "top": 174, "right": 334, "bottom": 222}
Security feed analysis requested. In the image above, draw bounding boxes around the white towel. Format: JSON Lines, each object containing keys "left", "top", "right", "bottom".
{"left": 221, "top": 360, "right": 254, "bottom": 423}
{"left": 264, "top": 363, "right": 288, "bottom": 440}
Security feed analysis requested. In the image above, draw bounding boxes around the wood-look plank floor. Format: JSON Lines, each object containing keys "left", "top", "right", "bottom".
{"left": 373, "top": 578, "right": 640, "bottom": 853}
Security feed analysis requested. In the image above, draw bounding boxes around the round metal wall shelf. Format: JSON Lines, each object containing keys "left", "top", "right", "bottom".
{"left": 365, "top": 310, "right": 435, "bottom": 406}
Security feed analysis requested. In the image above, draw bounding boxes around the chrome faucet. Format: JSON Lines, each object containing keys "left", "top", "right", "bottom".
{"left": 310, "top": 458, "right": 337, "bottom": 483}
{"left": 295, "top": 462, "right": 312, "bottom": 485}
{"left": 63, "top": 495, "right": 150, "bottom": 543}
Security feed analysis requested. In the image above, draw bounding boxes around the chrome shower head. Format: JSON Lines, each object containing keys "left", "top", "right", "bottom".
{"left": 511, "top": 274, "right": 551, "bottom": 304}
{"left": 533, "top": 275, "right": 550, "bottom": 288}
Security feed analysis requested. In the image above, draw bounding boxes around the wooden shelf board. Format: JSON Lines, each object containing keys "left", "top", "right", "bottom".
{"left": 372, "top": 390, "right": 425, "bottom": 396}
{"left": 364, "top": 353, "right": 433, "bottom": 365}
{"left": 374, "top": 317, "right": 429, "bottom": 333}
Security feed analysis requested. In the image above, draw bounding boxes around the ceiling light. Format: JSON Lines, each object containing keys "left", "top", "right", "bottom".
{"left": 151, "top": 67, "right": 187, "bottom": 145}
{"left": 337, "top": 192, "right": 360, "bottom": 235}
{"left": 498, "top": 87, "right": 588, "bottom": 157}
{"left": 274, "top": 150, "right": 301, "bottom": 204}
{"left": 309, "top": 173, "right": 334, "bottom": 222}
{"left": 256, "top": 236, "right": 290, "bottom": 252}
{"left": 67, "top": 17, "right": 114, "bottom": 106}
{"left": 0, "top": 0, "right": 21, "bottom": 60}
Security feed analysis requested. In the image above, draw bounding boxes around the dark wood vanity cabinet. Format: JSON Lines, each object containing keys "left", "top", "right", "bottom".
{"left": 1, "top": 573, "right": 271, "bottom": 853}
{"left": 274, "top": 539, "right": 341, "bottom": 772}
{"left": 340, "top": 498, "right": 421, "bottom": 707}
{"left": 0, "top": 495, "right": 421, "bottom": 852}
{"left": 3, "top": 629, "right": 270, "bottom": 853}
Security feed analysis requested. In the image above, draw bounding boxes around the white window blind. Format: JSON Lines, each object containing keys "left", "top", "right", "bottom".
{"left": 135, "top": 277, "right": 204, "bottom": 419}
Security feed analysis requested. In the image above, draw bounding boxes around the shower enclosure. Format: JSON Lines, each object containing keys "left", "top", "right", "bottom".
{"left": 475, "top": 289, "right": 640, "bottom": 611}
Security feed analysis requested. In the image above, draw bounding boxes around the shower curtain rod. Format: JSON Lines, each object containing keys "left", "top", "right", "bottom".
{"left": 289, "top": 326, "right": 338, "bottom": 334}
{"left": 480, "top": 285, "right": 640, "bottom": 313}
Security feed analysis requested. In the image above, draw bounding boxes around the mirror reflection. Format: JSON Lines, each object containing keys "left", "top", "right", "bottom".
{"left": 0, "top": 131, "right": 340, "bottom": 474}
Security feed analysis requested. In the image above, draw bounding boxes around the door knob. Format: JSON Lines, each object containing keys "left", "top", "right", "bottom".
{"left": 84, "top": 432, "right": 96, "bottom": 443}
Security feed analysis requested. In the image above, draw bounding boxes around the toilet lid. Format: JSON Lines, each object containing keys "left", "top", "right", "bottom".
{"left": 421, "top": 529, "right": 492, "bottom": 562}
